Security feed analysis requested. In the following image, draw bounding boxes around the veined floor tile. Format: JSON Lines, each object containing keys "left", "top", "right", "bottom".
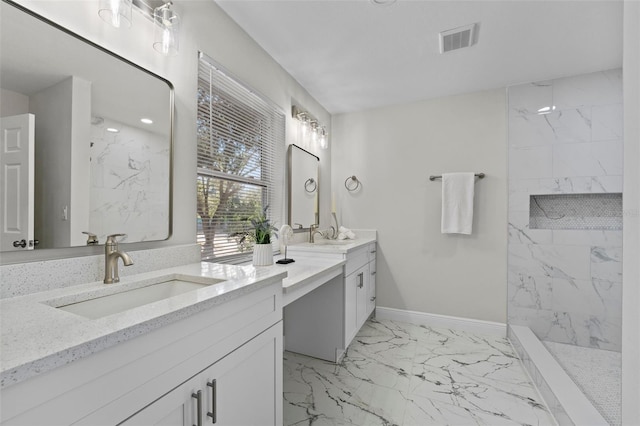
{"left": 284, "top": 318, "right": 555, "bottom": 426}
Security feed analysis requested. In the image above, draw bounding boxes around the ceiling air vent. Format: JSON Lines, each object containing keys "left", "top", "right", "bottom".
{"left": 439, "top": 23, "right": 478, "bottom": 54}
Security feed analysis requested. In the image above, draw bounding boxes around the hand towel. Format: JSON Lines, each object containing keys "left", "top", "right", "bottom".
{"left": 441, "top": 172, "right": 475, "bottom": 235}
{"left": 338, "top": 226, "right": 356, "bottom": 240}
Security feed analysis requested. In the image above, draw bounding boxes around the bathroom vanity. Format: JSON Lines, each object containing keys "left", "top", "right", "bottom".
{"left": 0, "top": 263, "right": 286, "bottom": 425}
{"left": 0, "top": 233, "right": 378, "bottom": 424}
{"left": 283, "top": 231, "right": 377, "bottom": 362}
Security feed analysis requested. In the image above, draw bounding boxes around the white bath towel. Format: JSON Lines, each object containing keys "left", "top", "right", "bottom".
{"left": 441, "top": 173, "right": 475, "bottom": 235}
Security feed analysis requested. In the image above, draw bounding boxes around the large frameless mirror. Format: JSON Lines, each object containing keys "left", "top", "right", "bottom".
{"left": 0, "top": 0, "right": 173, "bottom": 253}
{"left": 287, "top": 144, "right": 319, "bottom": 230}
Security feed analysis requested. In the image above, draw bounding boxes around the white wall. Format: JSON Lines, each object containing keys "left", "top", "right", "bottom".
{"left": 31, "top": 77, "right": 75, "bottom": 248}
{"left": 332, "top": 89, "right": 508, "bottom": 323}
{"left": 0, "top": 89, "right": 29, "bottom": 116}
{"left": 5, "top": 0, "right": 331, "bottom": 263}
{"left": 622, "top": 1, "right": 640, "bottom": 423}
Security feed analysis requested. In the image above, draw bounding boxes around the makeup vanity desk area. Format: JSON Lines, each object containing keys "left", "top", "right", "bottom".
{"left": 279, "top": 231, "right": 377, "bottom": 363}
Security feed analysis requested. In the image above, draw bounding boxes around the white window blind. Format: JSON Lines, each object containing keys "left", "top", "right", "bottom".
{"left": 197, "top": 52, "right": 284, "bottom": 262}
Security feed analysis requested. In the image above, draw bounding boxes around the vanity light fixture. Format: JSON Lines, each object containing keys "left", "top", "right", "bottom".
{"left": 98, "top": 0, "right": 133, "bottom": 28}
{"left": 319, "top": 127, "right": 328, "bottom": 150}
{"left": 153, "top": 2, "right": 180, "bottom": 56}
{"left": 99, "top": 0, "right": 180, "bottom": 56}
{"left": 140, "top": 118, "right": 154, "bottom": 124}
{"left": 292, "top": 105, "right": 329, "bottom": 150}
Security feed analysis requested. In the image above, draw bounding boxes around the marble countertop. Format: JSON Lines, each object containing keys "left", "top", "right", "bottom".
{"left": 277, "top": 255, "right": 345, "bottom": 295}
{"left": 286, "top": 232, "right": 377, "bottom": 255}
{"left": 1, "top": 239, "right": 375, "bottom": 389}
{"left": 0, "top": 262, "right": 287, "bottom": 389}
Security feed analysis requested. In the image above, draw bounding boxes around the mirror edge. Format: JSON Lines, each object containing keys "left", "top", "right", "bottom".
{"left": 0, "top": 0, "right": 175, "bottom": 265}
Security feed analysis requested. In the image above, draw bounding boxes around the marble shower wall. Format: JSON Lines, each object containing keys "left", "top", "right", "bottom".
{"left": 89, "top": 118, "right": 170, "bottom": 243}
{"left": 507, "top": 69, "right": 623, "bottom": 352}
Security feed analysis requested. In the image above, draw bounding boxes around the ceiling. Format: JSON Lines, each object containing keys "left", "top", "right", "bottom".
{"left": 215, "top": 0, "right": 623, "bottom": 114}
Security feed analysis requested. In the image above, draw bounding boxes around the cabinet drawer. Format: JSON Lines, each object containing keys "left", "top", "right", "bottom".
{"left": 345, "top": 247, "right": 368, "bottom": 276}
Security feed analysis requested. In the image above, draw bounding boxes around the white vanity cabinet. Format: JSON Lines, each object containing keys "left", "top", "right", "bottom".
{"left": 120, "top": 322, "right": 281, "bottom": 426}
{"left": 344, "top": 242, "right": 377, "bottom": 348}
{"left": 1, "top": 280, "right": 283, "bottom": 426}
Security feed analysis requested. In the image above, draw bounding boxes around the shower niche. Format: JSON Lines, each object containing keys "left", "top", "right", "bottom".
{"left": 529, "top": 193, "right": 623, "bottom": 230}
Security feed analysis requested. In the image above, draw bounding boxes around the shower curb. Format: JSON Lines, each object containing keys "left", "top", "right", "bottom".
{"left": 509, "top": 325, "right": 608, "bottom": 426}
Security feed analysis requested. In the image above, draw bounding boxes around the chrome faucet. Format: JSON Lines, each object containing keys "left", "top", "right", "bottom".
{"left": 104, "top": 233, "right": 133, "bottom": 284}
{"left": 309, "top": 224, "right": 323, "bottom": 243}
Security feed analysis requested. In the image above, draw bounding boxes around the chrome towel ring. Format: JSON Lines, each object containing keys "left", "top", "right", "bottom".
{"left": 304, "top": 178, "right": 317, "bottom": 193}
{"left": 344, "top": 175, "right": 361, "bottom": 191}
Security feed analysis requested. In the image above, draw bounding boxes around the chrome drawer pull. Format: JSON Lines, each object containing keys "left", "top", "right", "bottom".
{"left": 207, "top": 380, "right": 217, "bottom": 423}
{"left": 192, "top": 390, "right": 202, "bottom": 426}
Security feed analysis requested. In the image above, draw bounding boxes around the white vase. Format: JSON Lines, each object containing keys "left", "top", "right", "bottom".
{"left": 252, "top": 243, "right": 273, "bottom": 266}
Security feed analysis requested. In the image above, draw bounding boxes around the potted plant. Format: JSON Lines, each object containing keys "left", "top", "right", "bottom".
{"left": 235, "top": 206, "right": 278, "bottom": 266}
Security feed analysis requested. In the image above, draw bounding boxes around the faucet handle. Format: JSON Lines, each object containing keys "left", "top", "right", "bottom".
{"left": 82, "top": 231, "right": 99, "bottom": 245}
{"left": 105, "top": 233, "right": 126, "bottom": 244}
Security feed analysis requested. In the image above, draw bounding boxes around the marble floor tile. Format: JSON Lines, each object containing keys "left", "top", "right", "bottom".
{"left": 284, "top": 318, "right": 556, "bottom": 426}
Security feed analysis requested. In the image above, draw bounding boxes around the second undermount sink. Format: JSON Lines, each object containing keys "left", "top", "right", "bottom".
{"left": 56, "top": 276, "right": 226, "bottom": 319}
{"left": 312, "top": 239, "right": 355, "bottom": 246}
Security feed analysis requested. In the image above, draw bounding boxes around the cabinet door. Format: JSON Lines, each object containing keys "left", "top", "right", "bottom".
{"left": 206, "top": 323, "right": 281, "bottom": 425}
{"left": 344, "top": 270, "right": 359, "bottom": 347}
{"left": 121, "top": 323, "right": 282, "bottom": 426}
{"left": 118, "top": 375, "right": 200, "bottom": 426}
{"left": 356, "top": 267, "right": 369, "bottom": 328}
{"left": 367, "top": 258, "right": 376, "bottom": 316}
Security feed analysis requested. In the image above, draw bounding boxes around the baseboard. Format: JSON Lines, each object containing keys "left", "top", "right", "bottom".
{"left": 375, "top": 306, "right": 506, "bottom": 337}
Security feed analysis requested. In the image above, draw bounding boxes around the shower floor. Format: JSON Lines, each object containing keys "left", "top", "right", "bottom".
{"left": 543, "top": 341, "right": 621, "bottom": 426}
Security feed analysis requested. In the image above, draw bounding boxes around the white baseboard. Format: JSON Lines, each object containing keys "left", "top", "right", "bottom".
{"left": 375, "top": 306, "right": 506, "bottom": 337}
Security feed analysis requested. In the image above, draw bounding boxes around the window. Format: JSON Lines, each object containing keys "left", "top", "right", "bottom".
{"left": 197, "top": 52, "right": 284, "bottom": 262}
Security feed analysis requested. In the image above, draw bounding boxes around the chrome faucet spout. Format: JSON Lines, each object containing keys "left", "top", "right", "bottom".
{"left": 104, "top": 234, "right": 133, "bottom": 284}
{"left": 309, "top": 224, "right": 323, "bottom": 243}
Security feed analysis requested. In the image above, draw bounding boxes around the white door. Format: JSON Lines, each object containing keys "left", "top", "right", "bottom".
{"left": 0, "top": 114, "right": 35, "bottom": 251}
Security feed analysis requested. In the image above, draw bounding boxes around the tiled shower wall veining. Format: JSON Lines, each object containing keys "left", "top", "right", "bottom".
{"left": 507, "top": 69, "right": 623, "bottom": 351}
{"left": 89, "top": 118, "right": 170, "bottom": 243}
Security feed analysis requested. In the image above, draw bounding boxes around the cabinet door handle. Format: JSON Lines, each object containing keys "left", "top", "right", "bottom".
{"left": 192, "top": 390, "right": 203, "bottom": 426}
{"left": 371, "top": 271, "right": 376, "bottom": 276}
{"left": 207, "top": 380, "right": 217, "bottom": 424}
{"left": 370, "top": 296, "right": 376, "bottom": 302}
{"left": 357, "top": 272, "right": 364, "bottom": 288}
{"left": 370, "top": 250, "right": 376, "bottom": 254}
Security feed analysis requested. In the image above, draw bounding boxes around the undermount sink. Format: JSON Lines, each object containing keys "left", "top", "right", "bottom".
{"left": 312, "top": 239, "right": 355, "bottom": 246}
{"left": 56, "top": 276, "right": 226, "bottom": 319}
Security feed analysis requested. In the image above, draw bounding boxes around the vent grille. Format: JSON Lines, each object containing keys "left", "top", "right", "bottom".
{"left": 439, "top": 23, "right": 478, "bottom": 53}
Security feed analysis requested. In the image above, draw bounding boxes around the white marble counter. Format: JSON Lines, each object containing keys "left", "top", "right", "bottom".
{"left": 0, "top": 262, "right": 287, "bottom": 389}
{"left": 286, "top": 231, "right": 377, "bottom": 256}
{"left": 275, "top": 255, "right": 345, "bottom": 306}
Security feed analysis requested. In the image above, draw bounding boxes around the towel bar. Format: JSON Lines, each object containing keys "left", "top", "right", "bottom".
{"left": 429, "top": 173, "right": 485, "bottom": 181}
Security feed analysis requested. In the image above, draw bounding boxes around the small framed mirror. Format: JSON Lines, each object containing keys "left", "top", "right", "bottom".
{"left": 287, "top": 144, "right": 319, "bottom": 230}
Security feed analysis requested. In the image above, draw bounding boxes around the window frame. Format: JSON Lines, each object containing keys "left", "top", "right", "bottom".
{"left": 196, "top": 52, "right": 285, "bottom": 263}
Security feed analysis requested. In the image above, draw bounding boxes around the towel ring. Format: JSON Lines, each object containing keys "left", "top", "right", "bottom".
{"left": 304, "top": 178, "right": 317, "bottom": 193}
{"left": 344, "top": 175, "right": 361, "bottom": 191}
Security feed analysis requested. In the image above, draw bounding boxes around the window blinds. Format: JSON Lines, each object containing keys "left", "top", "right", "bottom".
{"left": 197, "top": 52, "right": 284, "bottom": 262}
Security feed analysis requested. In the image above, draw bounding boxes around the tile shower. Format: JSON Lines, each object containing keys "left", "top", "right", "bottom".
{"left": 507, "top": 69, "right": 623, "bottom": 424}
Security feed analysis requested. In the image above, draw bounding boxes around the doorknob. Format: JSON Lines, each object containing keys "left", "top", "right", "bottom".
{"left": 12, "top": 239, "right": 27, "bottom": 248}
